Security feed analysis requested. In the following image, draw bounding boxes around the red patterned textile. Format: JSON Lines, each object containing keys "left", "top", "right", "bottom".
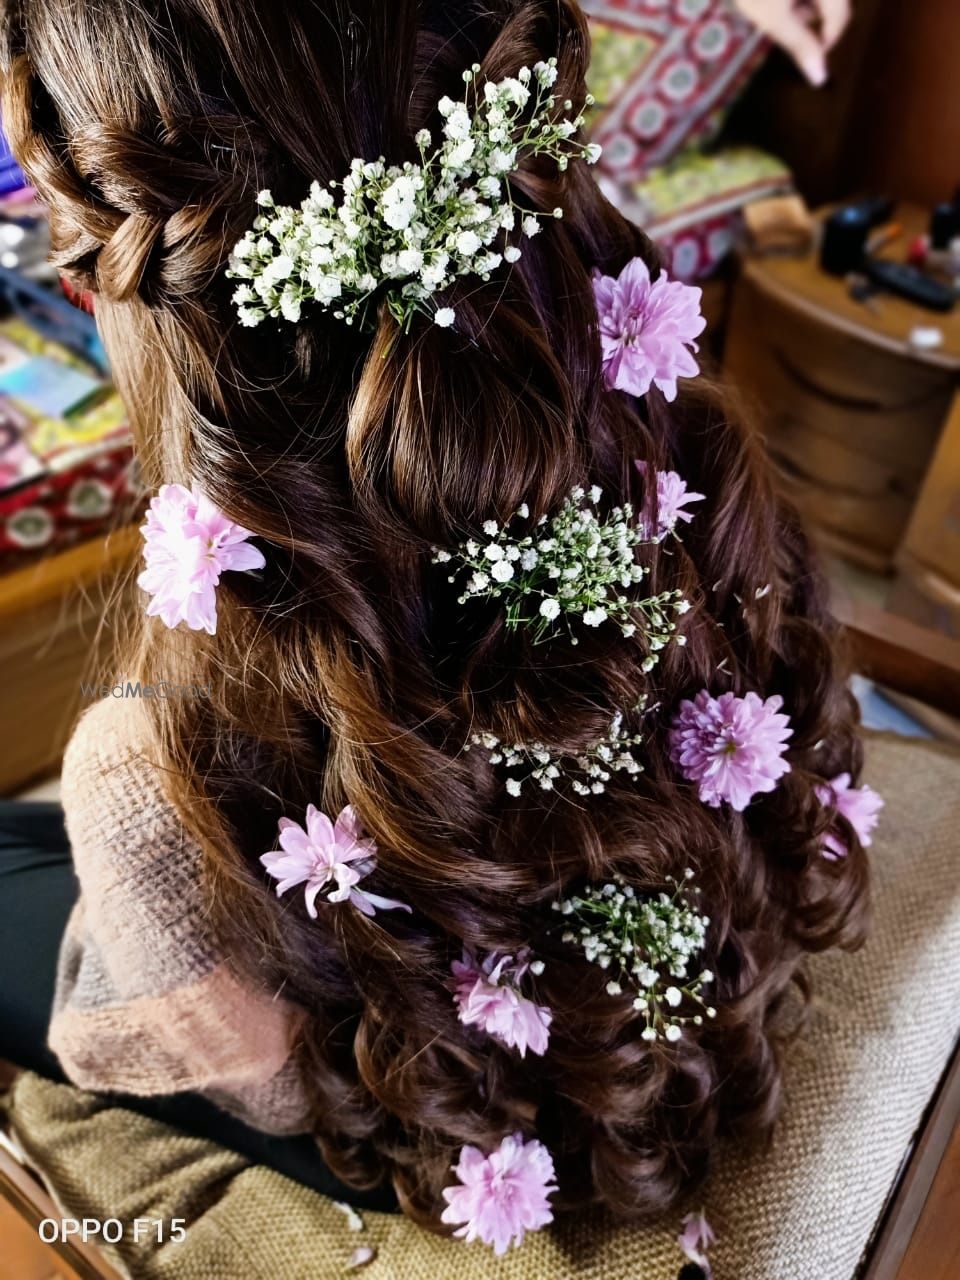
{"left": 584, "top": 0, "right": 770, "bottom": 184}
{"left": 0, "top": 446, "right": 141, "bottom": 570}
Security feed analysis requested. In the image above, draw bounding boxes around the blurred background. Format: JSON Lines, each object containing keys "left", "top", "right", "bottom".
{"left": 1, "top": 0, "right": 959, "bottom": 799}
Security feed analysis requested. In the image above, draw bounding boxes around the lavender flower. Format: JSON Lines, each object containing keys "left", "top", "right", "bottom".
{"left": 669, "top": 690, "right": 792, "bottom": 811}
{"left": 635, "top": 461, "right": 706, "bottom": 541}
{"left": 816, "top": 772, "right": 884, "bottom": 860}
{"left": 261, "top": 804, "right": 410, "bottom": 919}
{"left": 593, "top": 257, "right": 705, "bottom": 401}
{"left": 451, "top": 948, "right": 551, "bottom": 1057}
{"left": 441, "top": 1133, "right": 558, "bottom": 1254}
{"left": 138, "top": 484, "right": 265, "bottom": 635}
{"left": 678, "top": 1210, "right": 717, "bottom": 1278}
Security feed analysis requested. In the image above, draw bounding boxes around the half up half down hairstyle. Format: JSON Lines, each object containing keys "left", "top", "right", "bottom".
{"left": 2, "top": 0, "right": 870, "bottom": 1234}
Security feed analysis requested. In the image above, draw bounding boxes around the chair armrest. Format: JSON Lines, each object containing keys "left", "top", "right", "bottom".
{"left": 833, "top": 596, "right": 960, "bottom": 718}
{"left": 0, "top": 1136, "right": 124, "bottom": 1279}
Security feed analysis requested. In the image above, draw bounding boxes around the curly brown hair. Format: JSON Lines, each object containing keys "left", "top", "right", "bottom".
{"left": 2, "top": 0, "right": 870, "bottom": 1232}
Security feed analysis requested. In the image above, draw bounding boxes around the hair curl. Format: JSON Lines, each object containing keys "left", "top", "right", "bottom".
{"left": 2, "top": 0, "right": 870, "bottom": 1230}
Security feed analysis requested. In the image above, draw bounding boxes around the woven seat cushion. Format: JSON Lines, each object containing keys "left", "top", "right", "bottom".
{"left": 5, "top": 731, "right": 960, "bottom": 1280}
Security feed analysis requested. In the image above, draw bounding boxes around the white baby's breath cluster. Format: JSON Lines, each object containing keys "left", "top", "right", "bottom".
{"left": 468, "top": 706, "right": 649, "bottom": 797}
{"left": 433, "top": 486, "right": 689, "bottom": 655}
{"left": 228, "top": 60, "right": 600, "bottom": 332}
{"left": 551, "top": 871, "right": 715, "bottom": 1042}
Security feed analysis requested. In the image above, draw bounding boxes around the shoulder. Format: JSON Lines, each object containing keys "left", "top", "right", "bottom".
{"left": 61, "top": 695, "right": 201, "bottom": 906}
{"left": 61, "top": 695, "right": 212, "bottom": 992}
{"left": 63, "top": 694, "right": 173, "bottom": 834}
{"left": 54, "top": 697, "right": 310, "bottom": 1127}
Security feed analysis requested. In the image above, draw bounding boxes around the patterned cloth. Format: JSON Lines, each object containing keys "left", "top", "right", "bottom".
{"left": 601, "top": 145, "right": 792, "bottom": 278}
{"left": 0, "top": 445, "right": 140, "bottom": 570}
{"left": 584, "top": 0, "right": 769, "bottom": 184}
{"left": 584, "top": 0, "right": 789, "bottom": 279}
{"left": 6, "top": 730, "right": 960, "bottom": 1279}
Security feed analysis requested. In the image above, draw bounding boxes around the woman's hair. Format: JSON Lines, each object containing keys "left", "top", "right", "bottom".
{"left": 2, "top": 0, "right": 869, "bottom": 1229}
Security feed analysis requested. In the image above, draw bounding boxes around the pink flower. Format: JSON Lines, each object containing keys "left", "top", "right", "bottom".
{"left": 441, "top": 1133, "right": 558, "bottom": 1254}
{"left": 670, "top": 690, "right": 792, "bottom": 812}
{"left": 815, "top": 773, "right": 884, "bottom": 860}
{"left": 593, "top": 257, "right": 705, "bottom": 401}
{"left": 451, "top": 949, "right": 552, "bottom": 1057}
{"left": 138, "top": 484, "right": 265, "bottom": 634}
{"left": 678, "top": 1210, "right": 716, "bottom": 1278}
{"left": 260, "top": 804, "right": 411, "bottom": 918}
{"left": 635, "top": 460, "right": 705, "bottom": 540}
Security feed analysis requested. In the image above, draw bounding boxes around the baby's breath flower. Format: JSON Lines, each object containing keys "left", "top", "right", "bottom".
{"left": 553, "top": 873, "right": 713, "bottom": 1042}
{"left": 432, "top": 486, "right": 690, "bottom": 657}
{"left": 229, "top": 65, "right": 601, "bottom": 333}
{"left": 467, "top": 703, "right": 652, "bottom": 797}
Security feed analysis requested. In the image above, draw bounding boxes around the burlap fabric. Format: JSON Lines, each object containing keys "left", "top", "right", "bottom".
{"left": 4, "top": 732, "right": 960, "bottom": 1280}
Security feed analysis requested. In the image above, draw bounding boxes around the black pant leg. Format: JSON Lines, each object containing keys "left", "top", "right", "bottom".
{"left": 0, "top": 801, "right": 75, "bottom": 1079}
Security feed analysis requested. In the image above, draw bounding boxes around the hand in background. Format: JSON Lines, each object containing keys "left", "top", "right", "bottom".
{"left": 734, "top": 0, "right": 852, "bottom": 86}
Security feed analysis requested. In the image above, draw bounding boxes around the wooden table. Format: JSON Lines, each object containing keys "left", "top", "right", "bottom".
{"left": 724, "top": 205, "right": 960, "bottom": 580}
{"left": 0, "top": 526, "right": 139, "bottom": 794}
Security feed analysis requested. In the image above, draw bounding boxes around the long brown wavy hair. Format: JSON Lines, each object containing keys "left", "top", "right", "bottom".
{"left": 3, "top": 0, "right": 870, "bottom": 1231}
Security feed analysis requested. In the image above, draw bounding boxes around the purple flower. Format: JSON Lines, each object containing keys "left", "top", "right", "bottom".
{"left": 815, "top": 773, "right": 884, "bottom": 860}
{"left": 138, "top": 484, "right": 265, "bottom": 634}
{"left": 635, "top": 460, "right": 705, "bottom": 540}
{"left": 669, "top": 690, "right": 792, "bottom": 812}
{"left": 593, "top": 257, "right": 705, "bottom": 401}
{"left": 261, "top": 804, "right": 411, "bottom": 918}
{"left": 441, "top": 1133, "right": 558, "bottom": 1254}
{"left": 451, "top": 949, "right": 552, "bottom": 1057}
{"left": 678, "top": 1210, "right": 716, "bottom": 1278}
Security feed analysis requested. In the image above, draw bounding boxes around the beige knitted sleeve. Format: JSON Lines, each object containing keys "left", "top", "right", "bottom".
{"left": 49, "top": 696, "right": 312, "bottom": 1136}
